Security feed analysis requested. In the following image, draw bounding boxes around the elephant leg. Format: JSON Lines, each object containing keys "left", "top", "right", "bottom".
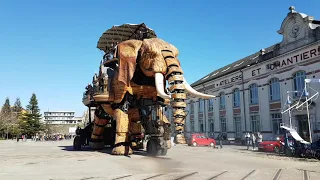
{"left": 89, "top": 106, "right": 112, "bottom": 149}
{"left": 128, "top": 108, "right": 144, "bottom": 150}
{"left": 157, "top": 107, "right": 172, "bottom": 149}
{"left": 111, "top": 108, "right": 132, "bottom": 155}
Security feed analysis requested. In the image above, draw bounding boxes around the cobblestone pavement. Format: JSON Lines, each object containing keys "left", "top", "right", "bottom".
{"left": 0, "top": 140, "right": 320, "bottom": 180}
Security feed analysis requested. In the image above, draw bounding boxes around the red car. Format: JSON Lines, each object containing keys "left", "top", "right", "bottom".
{"left": 188, "top": 133, "right": 216, "bottom": 147}
{"left": 258, "top": 135, "right": 293, "bottom": 153}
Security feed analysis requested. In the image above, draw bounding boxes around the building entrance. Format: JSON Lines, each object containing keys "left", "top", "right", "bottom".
{"left": 296, "top": 115, "right": 310, "bottom": 142}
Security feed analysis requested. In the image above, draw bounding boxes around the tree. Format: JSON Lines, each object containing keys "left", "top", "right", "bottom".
{"left": 26, "top": 94, "right": 41, "bottom": 115}
{"left": 1, "top": 97, "right": 11, "bottom": 114}
{"left": 22, "top": 93, "right": 43, "bottom": 136}
{"left": 0, "top": 98, "right": 14, "bottom": 138}
{"left": 12, "top": 98, "right": 23, "bottom": 114}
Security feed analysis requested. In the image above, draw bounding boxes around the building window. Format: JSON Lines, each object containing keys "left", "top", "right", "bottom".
{"left": 250, "top": 114, "right": 260, "bottom": 133}
{"left": 190, "top": 121, "right": 195, "bottom": 132}
{"left": 233, "top": 88, "right": 240, "bottom": 107}
{"left": 198, "top": 99, "right": 204, "bottom": 112}
{"left": 269, "top": 78, "right": 280, "bottom": 101}
{"left": 220, "top": 92, "right": 225, "bottom": 109}
{"left": 271, "top": 113, "right": 283, "bottom": 135}
{"left": 190, "top": 101, "right": 194, "bottom": 114}
{"left": 249, "top": 84, "right": 259, "bottom": 104}
{"left": 220, "top": 117, "right": 227, "bottom": 133}
{"left": 208, "top": 98, "right": 214, "bottom": 111}
{"left": 234, "top": 117, "right": 242, "bottom": 138}
{"left": 209, "top": 119, "right": 214, "bottom": 133}
{"left": 199, "top": 120, "right": 204, "bottom": 132}
{"left": 293, "top": 71, "right": 306, "bottom": 97}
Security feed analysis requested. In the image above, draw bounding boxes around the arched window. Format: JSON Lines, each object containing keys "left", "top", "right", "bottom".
{"left": 219, "top": 92, "right": 225, "bottom": 109}
{"left": 293, "top": 71, "right": 306, "bottom": 97}
{"left": 269, "top": 78, "right": 280, "bottom": 101}
{"left": 199, "top": 120, "right": 204, "bottom": 132}
{"left": 198, "top": 98, "right": 204, "bottom": 112}
{"left": 249, "top": 84, "right": 259, "bottom": 104}
{"left": 190, "top": 121, "right": 195, "bottom": 132}
{"left": 190, "top": 100, "right": 194, "bottom": 114}
{"left": 220, "top": 117, "right": 227, "bottom": 133}
{"left": 233, "top": 88, "right": 240, "bottom": 107}
{"left": 209, "top": 118, "right": 214, "bottom": 133}
{"left": 208, "top": 98, "right": 214, "bottom": 111}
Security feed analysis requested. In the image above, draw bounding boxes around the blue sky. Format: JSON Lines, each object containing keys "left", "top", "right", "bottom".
{"left": 0, "top": 1, "right": 319, "bottom": 116}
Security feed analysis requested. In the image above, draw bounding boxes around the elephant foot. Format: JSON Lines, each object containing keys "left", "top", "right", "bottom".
{"left": 175, "top": 134, "right": 186, "bottom": 144}
{"left": 166, "top": 140, "right": 172, "bottom": 149}
{"left": 89, "top": 141, "right": 105, "bottom": 150}
{"left": 111, "top": 145, "right": 133, "bottom": 155}
{"left": 131, "top": 141, "right": 144, "bottom": 150}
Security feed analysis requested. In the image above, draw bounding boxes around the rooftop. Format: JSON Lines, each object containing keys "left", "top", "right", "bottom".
{"left": 191, "top": 6, "right": 320, "bottom": 87}
{"left": 191, "top": 44, "right": 277, "bottom": 87}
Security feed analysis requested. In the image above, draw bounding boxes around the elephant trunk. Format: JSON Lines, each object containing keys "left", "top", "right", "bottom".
{"left": 161, "top": 50, "right": 187, "bottom": 144}
{"left": 155, "top": 50, "right": 215, "bottom": 144}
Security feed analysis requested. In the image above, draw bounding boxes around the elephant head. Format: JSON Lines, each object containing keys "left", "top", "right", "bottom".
{"left": 116, "top": 38, "right": 214, "bottom": 144}
{"left": 139, "top": 38, "right": 215, "bottom": 143}
{"left": 137, "top": 38, "right": 215, "bottom": 100}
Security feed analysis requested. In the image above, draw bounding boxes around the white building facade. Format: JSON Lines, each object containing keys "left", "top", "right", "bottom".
{"left": 43, "top": 111, "right": 83, "bottom": 125}
{"left": 180, "top": 7, "right": 320, "bottom": 142}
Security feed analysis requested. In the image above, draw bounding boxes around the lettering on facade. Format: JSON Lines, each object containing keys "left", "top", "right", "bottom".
{"left": 266, "top": 46, "right": 320, "bottom": 70}
{"left": 252, "top": 68, "right": 261, "bottom": 76}
{"left": 213, "top": 74, "right": 243, "bottom": 88}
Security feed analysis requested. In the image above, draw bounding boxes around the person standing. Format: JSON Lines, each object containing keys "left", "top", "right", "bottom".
{"left": 245, "top": 132, "right": 251, "bottom": 150}
{"left": 218, "top": 133, "right": 223, "bottom": 149}
{"left": 257, "top": 132, "right": 263, "bottom": 147}
{"left": 251, "top": 132, "right": 256, "bottom": 150}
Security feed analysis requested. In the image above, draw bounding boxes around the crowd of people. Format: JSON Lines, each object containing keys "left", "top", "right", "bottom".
{"left": 17, "top": 134, "right": 75, "bottom": 142}
{"left": 245, "top": 132, "right": 263, "bottom": 150}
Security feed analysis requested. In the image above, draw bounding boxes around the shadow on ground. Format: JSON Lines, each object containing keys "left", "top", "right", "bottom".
{"left": 58, "top": 145, "right": 172, "bottom": 158}
{"left": 58, "top": 145, "right": 174, "bottom": 160}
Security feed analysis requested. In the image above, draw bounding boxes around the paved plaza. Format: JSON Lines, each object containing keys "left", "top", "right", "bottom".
{"left": 0, "top": 140, "right": 320, "bottom": 180}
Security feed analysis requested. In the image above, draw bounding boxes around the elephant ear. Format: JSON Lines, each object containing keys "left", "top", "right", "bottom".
{"left": 117, "top": 40, "right": 143, "bottom": 86}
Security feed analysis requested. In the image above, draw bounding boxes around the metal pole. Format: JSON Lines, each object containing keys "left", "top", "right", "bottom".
{"left": 287, "top": 93, "right": 292, "bottom": 128}
{"left": 305, "top": 81, "right": 312, "bottom": 143}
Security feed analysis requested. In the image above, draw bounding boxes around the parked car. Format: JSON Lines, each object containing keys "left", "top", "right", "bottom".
{"left": 188, "top": 133, "right": 216, "bottom": 147}
{"left": 258, "top": 135, "right": 293, "bottom": 153}
{"left": 258, "top": 136, "right": 282, "bottom": 153}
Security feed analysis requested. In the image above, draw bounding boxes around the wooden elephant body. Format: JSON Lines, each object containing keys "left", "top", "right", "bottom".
{"left": 82, "top": 38, "right": 214, "bottom": 156}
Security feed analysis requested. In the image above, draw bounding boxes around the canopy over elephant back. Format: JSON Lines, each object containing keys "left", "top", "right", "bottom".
{"left": 82, "top": 23, "right": 214, "bottom": 156}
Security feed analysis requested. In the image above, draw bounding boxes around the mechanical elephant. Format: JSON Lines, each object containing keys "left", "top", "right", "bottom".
{"left": 89, "top": 38, "right": 214, "bottom": 155}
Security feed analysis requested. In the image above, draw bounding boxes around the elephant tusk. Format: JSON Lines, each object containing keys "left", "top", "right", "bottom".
{"left": 183, "top": 77, "right": 215, "bottom": 99}
{"left": 155, "top": 73, "right": 171, "bottom": 99}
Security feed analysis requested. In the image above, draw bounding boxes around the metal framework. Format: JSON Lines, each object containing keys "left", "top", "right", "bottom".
{"left": 281, "top": 79, "right": 320, "bottom": 143}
